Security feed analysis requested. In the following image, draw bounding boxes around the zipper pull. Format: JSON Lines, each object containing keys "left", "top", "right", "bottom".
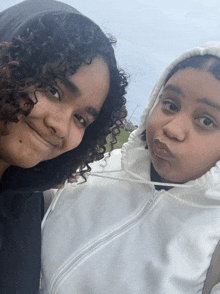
{"left": 154, "top": 189, "right": 160, "bottom": 197}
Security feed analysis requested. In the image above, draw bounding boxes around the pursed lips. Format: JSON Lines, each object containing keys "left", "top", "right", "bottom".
{"left": 26, "top": 122, "right": 62, "bottom": 148}
{"left": 152, "top": 139, "right": 174, "bottom": 159}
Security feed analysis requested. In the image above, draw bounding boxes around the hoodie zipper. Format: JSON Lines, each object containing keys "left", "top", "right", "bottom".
{"left": 49, "top": 189, "right": 161, "bottom": 293}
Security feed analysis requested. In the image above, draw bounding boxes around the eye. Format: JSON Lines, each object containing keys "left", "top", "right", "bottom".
{"left": 162, "top": 100, "right": 178, "bottom": 112}
{"left": 198, "top": 117, "right": 215, "bottom": 127}
{"left": 50, "top": 88, "right": 60, "bottom": 100}
{"left": 74, "top": 114, "right": 88, "bottom": 128}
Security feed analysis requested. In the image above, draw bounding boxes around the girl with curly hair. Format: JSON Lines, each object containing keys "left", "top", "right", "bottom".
{"left": 0, "top": 0, "right": 127, "bottom": 292}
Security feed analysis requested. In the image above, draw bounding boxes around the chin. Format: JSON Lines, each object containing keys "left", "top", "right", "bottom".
{"left": 155, "top": 168, "right": 184, "bottom": 184}
{"left": 13, "top": 159, "right": 42, "bottom": 169}
{"left": 4, "top": 153, "right": 42, "bottom": 169}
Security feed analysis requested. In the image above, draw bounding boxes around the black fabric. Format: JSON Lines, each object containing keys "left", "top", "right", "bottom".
{"left": 0, "top": 0, "right": 83, "bottom": 292}
{"left": 150, "top": 163, "right": 170, "bottom": 191}
{"left": 0, "top": 0, "right": 81, "bottom": 43}
{"left": 0, "top": 189, "right": 44, "bottom": 293}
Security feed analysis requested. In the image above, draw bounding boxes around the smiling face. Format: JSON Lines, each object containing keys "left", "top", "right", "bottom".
{"left": 0, "top": 56, "right": 110, "bottom": 174}
{"left": 147, "top": 68, "right": 220, "bottom": 183}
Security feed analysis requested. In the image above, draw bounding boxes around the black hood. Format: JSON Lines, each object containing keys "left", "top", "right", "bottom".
{"left": 0, "top": 0, "right": 81, "bottom": 42}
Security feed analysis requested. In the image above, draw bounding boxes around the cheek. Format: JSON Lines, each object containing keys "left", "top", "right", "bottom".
{"left": 146, "top": 120, "right": 152, "bottom": 142}
{"left": 64, "top": 129, "right": 85, "bottom": 153}
{"left": 201, "top": 141, "right": 220, "bottom": 166}
{"left": 146, "top": 110, "right": 159, "bottom": 141}
{"left": 46, "top": 131, "right": 85, "bottom": 161}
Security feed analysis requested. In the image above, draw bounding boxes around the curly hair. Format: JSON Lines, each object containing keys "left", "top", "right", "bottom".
{"left": 0, "top": 12, "right": 128, "bottom": 190}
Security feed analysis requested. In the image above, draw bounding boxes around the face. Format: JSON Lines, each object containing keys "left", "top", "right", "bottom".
{"left": 147, "top": 68, "right": 220, "bottom": 183}
{"left": 0, "top": 56, "right": 110, "bottom": 170}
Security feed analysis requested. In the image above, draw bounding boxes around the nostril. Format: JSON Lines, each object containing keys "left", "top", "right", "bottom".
{"left": 163, "top": 126, "right": 177, "bottom": 140}
{"left": 44, "top": 115, "right": 71, "bottom": 139}
{"left": 50, "top": 126, "right": 56, "bottom": 134}
{"left": 163, "top": 128, "right": 170, "bottom": 138}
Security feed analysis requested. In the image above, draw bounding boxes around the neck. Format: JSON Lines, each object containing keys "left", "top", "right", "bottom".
{"left": 0, "top": 159, "right": 10, "bottom": 180}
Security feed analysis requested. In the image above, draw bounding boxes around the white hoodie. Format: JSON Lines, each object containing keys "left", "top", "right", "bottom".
{"left": 40, "top": 43, "right": 220, "bottom": 294}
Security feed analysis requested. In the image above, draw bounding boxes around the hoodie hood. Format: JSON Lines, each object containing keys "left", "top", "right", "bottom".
{"left": 121, "top": 42, "right": 220, "bottom": 189}
{"left": 0, "top": 0, "right": 81, "bottom": 42}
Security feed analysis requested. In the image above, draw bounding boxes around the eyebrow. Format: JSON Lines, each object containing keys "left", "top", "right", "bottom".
{"left": 163, "top": 84, "right": 184, "bottom": 96}
{"left": 163, "top": 83, "right": 220, "bottom": 112}
{"left": 61, "top": 79, "right": 80, "bottom": 96}
{"left": 197, "top": 98, "right": 220, "bottom": 112}
{"left": 86, "top": 107, "right": 99, "bottom": 120}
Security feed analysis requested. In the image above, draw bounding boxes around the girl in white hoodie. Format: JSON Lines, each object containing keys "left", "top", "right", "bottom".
{"left": 41, "top": 43, "right": 220, "bottom": 294}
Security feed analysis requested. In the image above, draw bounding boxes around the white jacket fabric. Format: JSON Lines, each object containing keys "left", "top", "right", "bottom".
{"left": 40, "top": 43, "right": 220, "bottom": 294}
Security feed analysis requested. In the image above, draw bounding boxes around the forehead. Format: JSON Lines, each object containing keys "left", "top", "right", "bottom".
{"left": 166, "top": 68, "right": 218, "bottom": 86}
{"left": 68, "top": 56, "right": 110, "bottom": 95}
{"left": 57, "top": 56, "right": 110, "bottom": 114}
{"left": 164, "top": 68, "right": 220, "bottom": 100}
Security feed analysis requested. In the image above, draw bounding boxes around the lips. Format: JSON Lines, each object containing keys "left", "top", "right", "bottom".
{"left": 26, "top": 122, "right": 61, "bottom": 148}
{"left": 152, "top": 139, "right": 174, "bottom": 159}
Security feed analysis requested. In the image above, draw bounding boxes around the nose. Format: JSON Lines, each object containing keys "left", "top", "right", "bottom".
{"left": 44, "top": 107, "right": 71, "bottom": 139}
{"left": 162, "top": 115, "right": 189, "bottom": 142}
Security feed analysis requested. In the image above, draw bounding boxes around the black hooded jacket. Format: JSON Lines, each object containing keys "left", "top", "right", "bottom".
{"left": 0, "top": 1, "right": 82, "bottom": 292}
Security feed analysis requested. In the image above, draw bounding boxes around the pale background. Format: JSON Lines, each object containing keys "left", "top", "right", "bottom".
{"left": 1, "top": 0, "right": 220, "bottom": 125}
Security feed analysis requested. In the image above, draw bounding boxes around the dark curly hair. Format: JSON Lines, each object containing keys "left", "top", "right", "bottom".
{"left": 0, "top": 12, "right": 128, "bottom": 190}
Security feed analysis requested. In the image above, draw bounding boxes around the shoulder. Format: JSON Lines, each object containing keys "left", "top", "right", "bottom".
{"left": 42, "top": 149, "right": 123, "bottom": 215}
{"left": 88, "top": 149, "right": 122, "bottom": 173}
